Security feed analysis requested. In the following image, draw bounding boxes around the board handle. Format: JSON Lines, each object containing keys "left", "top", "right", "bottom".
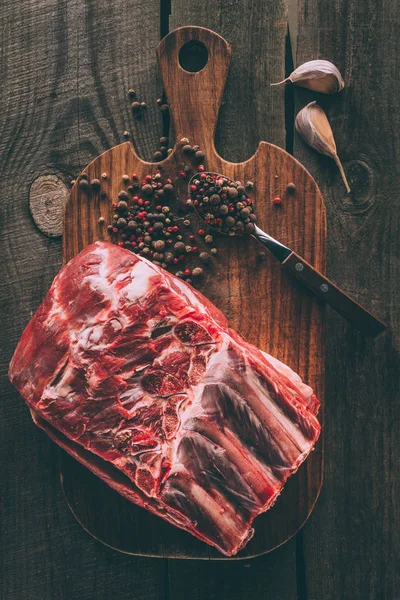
{"left": 282, "top": 252, "right": 387, "bottom": 338}
{"left": 157, "top": 26, "right": 231, "bottom": 155}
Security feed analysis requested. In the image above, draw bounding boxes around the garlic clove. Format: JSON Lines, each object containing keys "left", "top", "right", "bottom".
{"left": 295, "top": 101, "right": 350, "bottom": 193}
{"left": 272, "top": 60, "right": 345, "bottom": 95}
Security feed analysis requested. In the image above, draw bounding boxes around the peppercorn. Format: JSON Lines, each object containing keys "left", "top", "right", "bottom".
{"left": 142, "top": 184, "right": 153, "bottom": 195}
{"left": 153, "top": 151, "right": 163, "bottom": 161}
{"left": 174, "top": 241, "right": 186, "bottom": 254}
{"left": 122, "top": 174, "right": 130, "bottom": 183}
{"left": 240, "top": 207, "right": 251, "bottom": 218}
{"left": 153, "top": 239, "right": 165, "bottom": 252}
{"left": 118, "top": 200, "right": 128, "bottom": 212}
{"left": 118, "top": 190, "right": 129, "bottom": 200}
{"left": 167, "top": 148, "right": 173, "bottom": 155}
{"left": 205, "top": 234, "right": 213, "bottom": 244}
{"left": 192, "top": 145, "right": 200, "bottom": 152}
{"left": 182, "top": 144, "right": 192, "bottom": 154}
{"left": 176, "top": 271, "right": 185, "bottom": 278}
{"left": 123, "top": 130, "right": 130, "bottom": 138}
{"left": 218, "top": 204, "right": 228, "bottom": 215}
{"left": 156, "top": 98, "right": 162, "bottom": 105}
{"left": 236, "top": 221, "right": 244, "bottom": 230}
{"left": 227, "top": 187, "right": 238, "bottom": 199}
{"left": 186, "top": 199, "right": 193, "bottom": 208}
{"left": 127, "top": 221, "right": 137, "bottom": 231}
{"left": 153, "top": 222, "right": 164, "bottom": 232}
{"left": 142, "top": 247, "right": 150, "bottom": 255}
{"left": 160, "top": 136, "right": 168, "bottom": 145}
{"left": 141, "top": 102, "right": 147, "bottom": 109}
{"left": 162, "top": 206, "right": 170, "bottom": 213}
{"left": 273, "top": 197, "right": 282, "bottom": 205}
{"left": 160, "top": 146, "right": 168, "bottom": 155}
{"left": 117, "top": 218, "right": 127, "bottom": 229}
{"left": 210, "top": 194, "right": 220, "bottom": 205}
{"left": 98, "top": 216, "right": 105, "bottom": 224}
{"left": 183, "top": 219, "right": 191, "bottom": 226}
{"left": 176, "top": 234, "right": 182, "bottom": 240}
{"left": 163, "top": 183, "right": 174, "bottom": 194}
{"left": 180, "top": 137, "right": 189, "bottom": 144}
{"left": 210, "top": 248, "right": 218, "bottom": 255}
{"left": 79, "top": 179, "right": 89, "bottom": 189}
{"left": 143, "top": 235, "right": 152, "bottom": 246}
{"left": 131, "top": 101, "right": 141, "bottom": 112}
{"left": 192, "top": 267, "right": 203, "bottom": 278}
{"left": 198, "top": 229, "right": 205, "bottom": 236}
{"left": 164, "top": 252, "right": 174, "bottom": 264}
{"left": 225, "top": 216, "right": 235, "bottom": 227}
{"left": 195, "top": 150, "right": 205, "bottom": 162}
{"left": 246, "top": 181, "right": 254, "bottom": 190}
{"left": 160, "top": 104, "right": 169, "bottom": 113}
{"left": 185, "top": 245, "right": 192, "bottom": 253}
{"left": 286, "top": 182, "right": 296, "bottom": 194}
{"left": 101, "top": 172, "right": 107, "bottom": 179}
{"left": 128, "top": 89, "right": 136, "bottom": 97}
{"left": 107, "top": 225, "right": 113, "bottom": 233}
{"left": 184, "top": 269, "right": 191, "bottom": 276}
{"left": 245, "top": 222, "right": 255, "bottom": 233}
{"left": 90, "top": 178, "right": 101, "bottom": 189}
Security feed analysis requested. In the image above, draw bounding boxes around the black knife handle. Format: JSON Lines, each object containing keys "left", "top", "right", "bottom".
{"left": 282, "top": 251, "right": 386, "bottom": 338}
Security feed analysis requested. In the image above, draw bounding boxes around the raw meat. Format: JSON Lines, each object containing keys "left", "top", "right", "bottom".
{"left": 9, "top": 241, "right": 320, "bottom": 556}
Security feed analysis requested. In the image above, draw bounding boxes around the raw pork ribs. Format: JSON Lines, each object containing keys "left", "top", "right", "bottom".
{"left": 9, "top": 241, "right": 320, "bottom": 556}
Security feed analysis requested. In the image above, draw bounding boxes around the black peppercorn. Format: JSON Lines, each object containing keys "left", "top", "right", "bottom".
{"left": 79, "top": 179, "right": 89, "bottom": 189}
{"left": 210, "top": 194, "right": 220, "bottom": 205}
{"left": 90, "top": 178, "right": 101, "bottom": 188}
{"left": 153, "top": 239, "right": 165, "bottom": 252}
{"left": 128, "top": 89, "right": 136, "bottom": 97}
{"left": 117, "top": 218, "right": 127, "bottom": 229}
{"left": 182, "top": 144, "right": 192, "bottom": 154}
{"left": 173, "top": 241, "right": 186, "bottom": 254}
{"left": 127, "top": 221, "right": 137, "bottom": 231}
{"left": 153, "top": 151, "right": 164, "bottom": 161}
{"left": 245, "top": 222, "right": 255, "bottom": 233}
{"left": 160, "top": 136, "right": 168, "bottom": 145}
{"left": 286, "top": 182, "right": 296, "bottom": 194}
{"left": 118, "top": 200, "right": 128, "bottom": 212}
{"left": 131, "top": 101, "right": 141, "bottom": 112}
{"left": 153, "top": 222, "right": 164, "bottom": 232}
{"left": 176, "top": 271, "right": 185, "bottom": 279}
{"left": 118, "top": 190, "right": 129, "bottom": 200}
{"left": 163, "top": 183, "right": 174, "bottom": 194}
{"left": 141, "top": 102, "right": 147, "bottom": 109}
{"left": 199, "top": 252, "right": 210, "bottom": 264}
{"left": 141, "top": 184, "right": 153, "bottom": 196}
{"left": 195, "top": 150, "right": 205, "bottom": 162}
{"left": 160, "top": 104, "right": 169, "bottom": 113}
{"left": 107, "top": 225, "right": 113, "bottom": 233}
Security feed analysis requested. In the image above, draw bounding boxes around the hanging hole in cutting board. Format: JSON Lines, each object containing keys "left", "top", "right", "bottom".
{"left": 179, "top": 40, "right": 208, "bottom": 72}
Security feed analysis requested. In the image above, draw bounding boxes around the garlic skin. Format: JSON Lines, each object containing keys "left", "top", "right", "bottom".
{"left": 295, "top": 101, "right": 350, "bottom": 192}
{"left": 272, "top": 60, "right": 344, "bottom": 95}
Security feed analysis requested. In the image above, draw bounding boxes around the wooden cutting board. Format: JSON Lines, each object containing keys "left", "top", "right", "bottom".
{"left": 61, "top": 26, "right": 326, "bottom": 559}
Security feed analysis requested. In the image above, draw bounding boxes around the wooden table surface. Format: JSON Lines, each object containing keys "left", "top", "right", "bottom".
{"left": 1, "top": 1, "right": 398, "bottom": 599}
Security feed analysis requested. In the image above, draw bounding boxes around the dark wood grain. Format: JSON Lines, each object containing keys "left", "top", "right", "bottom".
{"left": 2, "top": 0, "right": 398, "bottom": 597}
{"left": 0, "top": 1, "right": 167, "bottom": 599}
{"left": 61, "top": 25, "right": 326, "bottom": 560}
{"left": 294, "top": 1, "right": 400, "bottom": 599}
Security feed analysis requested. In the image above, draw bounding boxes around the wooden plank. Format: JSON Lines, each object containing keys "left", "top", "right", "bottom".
{"left": 295, "top": 1, "right": 400, "bottom": 599}
{"left": 0, "top": 0, "right": 166, "bottom": 598}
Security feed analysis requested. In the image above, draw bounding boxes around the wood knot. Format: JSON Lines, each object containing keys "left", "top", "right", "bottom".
{"left": 339, "top": 160, "right": 375, "bottom": 215}
{"left": 29, "top": 174, "right": 69, "bottom": 237}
